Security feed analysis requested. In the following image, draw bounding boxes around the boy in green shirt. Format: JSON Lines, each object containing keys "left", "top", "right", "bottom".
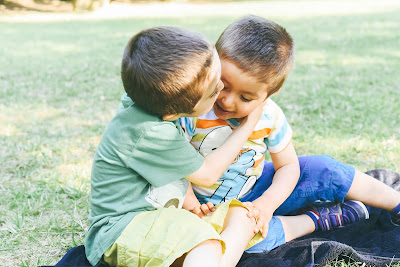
{"left": 85, "top": 26, "right": 265, "bottom": 267}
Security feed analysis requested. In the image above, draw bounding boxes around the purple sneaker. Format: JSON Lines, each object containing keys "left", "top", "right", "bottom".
{"left": 391, "top": 213, "right": 400, "bottom": 226}
{"left": 390, "top": 203, "right": 400, "bottom": 226}
{"left": 304, "top": 200, "right": 370, "bottom": 231}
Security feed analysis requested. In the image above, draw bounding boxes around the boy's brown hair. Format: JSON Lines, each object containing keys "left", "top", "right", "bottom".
{"left": 121, "top": 26, "right": 214, "bottom": 117}
{"left": 216, "top": 15, "right": 294, "bottom": 97}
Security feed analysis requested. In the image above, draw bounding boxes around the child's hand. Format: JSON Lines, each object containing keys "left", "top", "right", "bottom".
{"left": 239, "top": 100, "right": 265, "bottom": 127}
{"left": 245, "top": 201, "right": 274, "bottom": 238}
{"left": 190, "top": 202, "right": 216, "bottom": 218}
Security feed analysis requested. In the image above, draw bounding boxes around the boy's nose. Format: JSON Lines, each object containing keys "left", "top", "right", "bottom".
{"left": 221, "top": 93, "right": 235, "bottom": 109}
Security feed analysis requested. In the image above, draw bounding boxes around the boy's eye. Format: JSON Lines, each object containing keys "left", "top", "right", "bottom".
{"left": 240, "top": 96, "right": 252, "bottom": 102}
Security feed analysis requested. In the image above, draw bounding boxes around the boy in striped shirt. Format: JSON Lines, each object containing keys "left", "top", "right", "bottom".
{"left": 180, "top": 15, "right": 400, "bottom": 253}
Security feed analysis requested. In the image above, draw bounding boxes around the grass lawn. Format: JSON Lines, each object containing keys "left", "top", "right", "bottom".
{"left": 1, "top": 0, "right": 399, "bottom": 266}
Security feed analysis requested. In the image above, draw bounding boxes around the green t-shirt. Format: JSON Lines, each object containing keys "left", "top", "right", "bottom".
{"left": 85, "top": 94, "right": 204, "bottom": 265}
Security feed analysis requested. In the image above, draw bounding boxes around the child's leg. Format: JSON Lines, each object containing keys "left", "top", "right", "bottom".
{"left": 346, "top": 170, "right": 400, "bottom": 211}
{"left": 219, "top": 206, "right": 257, "bottom": 267}
{"left": 346, "top": 170, "right": 400, "bottom": 225}
{"left": 244, "top": 215, "right": 314, "bottom": 254}
{"left": 181, "top": 239, "right": 222, "bottom": 267}
{"left": 244, "top": 215, "right": 315, "bottom": 254}
{"left": 181, "top": 205, "right": 256, "bottom": 267}
{"left": 245, "top": 200, "right": 368, "bottom": 254}
{"left": 277, "top": 214, "right": 315, "bottom": 242}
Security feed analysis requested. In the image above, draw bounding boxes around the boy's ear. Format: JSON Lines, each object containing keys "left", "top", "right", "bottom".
{"left": 162, "top": 114, "right": 181, "bottom": 121}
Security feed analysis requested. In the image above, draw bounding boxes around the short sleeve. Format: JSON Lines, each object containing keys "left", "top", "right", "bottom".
{"left": 263, "top": 100, "right": 293, "bottom": 153}
{"left": 127, "top": 121, "right": 204, "bottom": 187}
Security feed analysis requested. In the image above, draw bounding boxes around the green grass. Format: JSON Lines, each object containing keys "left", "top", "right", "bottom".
{"left": 1, "top": 2, "right": 400, "bottom": 266}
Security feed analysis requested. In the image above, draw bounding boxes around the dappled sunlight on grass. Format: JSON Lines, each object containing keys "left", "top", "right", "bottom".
{"left": 0, "top": 130, "right": 97, "bottom": 189}
{"left": 0, "top": 138, "right": 91, "bottom": 264}
{"left": 296, "top": 51, "right": 327, "bottom": 65}
{"left": 0, "top": 123, "right": 20, "bottom": 137}
{"left": 8, "top": 41, "right": 85, "bottom": 58}
{"left": 56, "top": 162, "right": 91, "bottom": 189}
{"left": 1, "top": 186, "right": 88, "bottom": 266}
{"left": 339, "top": 56, "right": 387, "bottom": 66}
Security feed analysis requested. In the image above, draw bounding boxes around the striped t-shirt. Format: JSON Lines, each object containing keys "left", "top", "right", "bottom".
{"left": 180, "top": 99, "right": 292, "bottom": 205}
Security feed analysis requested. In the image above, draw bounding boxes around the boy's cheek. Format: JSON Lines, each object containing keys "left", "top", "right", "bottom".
{"left": 239, "top": 107, "right": 254, "bottom": 118}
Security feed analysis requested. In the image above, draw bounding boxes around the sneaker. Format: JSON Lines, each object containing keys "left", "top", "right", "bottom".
{"left": 391, "top": 213, "right": 400, "bottom": 226}
{"left": 303, "top": 200, "right": 370, "bottom": 231}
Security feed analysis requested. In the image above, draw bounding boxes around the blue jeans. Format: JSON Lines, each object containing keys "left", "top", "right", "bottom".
{"left": 241, "top": 155, "right": 355, "bottom": 253}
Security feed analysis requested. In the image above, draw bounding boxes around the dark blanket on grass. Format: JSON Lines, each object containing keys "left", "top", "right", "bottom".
{"left": 54, "top": 169, "right": 400, "bottom": 267}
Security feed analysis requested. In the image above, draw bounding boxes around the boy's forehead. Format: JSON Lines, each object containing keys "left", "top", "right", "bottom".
{"left": 220, "top": 58, "right": 249, "bottom": 80}
{"left": 220, "top": 58, "right": 268, "bottom": 95}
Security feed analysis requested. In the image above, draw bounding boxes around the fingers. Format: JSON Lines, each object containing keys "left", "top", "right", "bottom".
{"left": 200, "top": 203, "right": 213, "bottom": 216}
{"left": 253, "top": 214, "right": 264, "bottom": 235}
{"left": 192, "top": 202, "right": 216, "bottom": 218}
{"left": 262, "top": 220, "right": 269, "bottom": 238}
{"left": 245, "top": 202, "right": 271, "bottom": 237}
{"left": 244, "top": 202, "right": 259, "bottom": 219}
{"left": 248, "top": 210, "right": 266, "bottom": 236}
{"left": 247, "top": 207, "right": 260, "bottom": 219}
{"left": 255, "top": 216, "right": 271, "bottom": 238}
{"left": 191, "top": 206, "right": 203, "bottom": 218}
{"left": 257, "top": 217, "right": 269, "bottom": 238}
{"left": 206, "top": 202, "right": 216, "bottom": 212}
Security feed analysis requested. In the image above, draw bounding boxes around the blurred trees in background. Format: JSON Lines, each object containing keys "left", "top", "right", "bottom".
{"left": 71, "top": 0, "right": 109, "bottom": 11}
{"left": 71, "top": 0, "right": 184, "bottom": 12}
{"left": 0, "top": 0, "right": 189, "bottom": 12}
{"left": 1, "top": 0, "right": 249, "bottom": 14}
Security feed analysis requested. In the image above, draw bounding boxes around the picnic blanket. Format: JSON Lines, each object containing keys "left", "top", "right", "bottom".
{"left": 52, "top": 169, "right": 400, "bottom": 267}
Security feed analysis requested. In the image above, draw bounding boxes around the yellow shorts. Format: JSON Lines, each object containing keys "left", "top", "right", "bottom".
{"left": 103, "top": 199, "right": 263, "bottom": 267}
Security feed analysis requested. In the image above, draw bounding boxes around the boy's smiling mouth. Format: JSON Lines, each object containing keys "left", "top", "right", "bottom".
{"left": 214, "top": 102, "right": 233, "bottom": 115}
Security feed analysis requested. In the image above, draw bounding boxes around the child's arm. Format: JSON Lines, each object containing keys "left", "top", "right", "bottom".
{"left": 183, "top": 182, "right": 216, "bottom": 218}
{"left": 185, "top": 104, "right": 263, "bottom": 187}
{"left": 248, "top": 141, "right": 300, "bottom": 237}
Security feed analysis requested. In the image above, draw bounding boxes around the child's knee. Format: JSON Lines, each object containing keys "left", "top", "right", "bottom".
{"left": 195, "top": 239, "right": 223, "bottom": 256}
{"left": 178, "top": 239, "right": 222, "bottom": 267}
{"left": 228, "top": 206, "right": 257, "bottom": 228}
